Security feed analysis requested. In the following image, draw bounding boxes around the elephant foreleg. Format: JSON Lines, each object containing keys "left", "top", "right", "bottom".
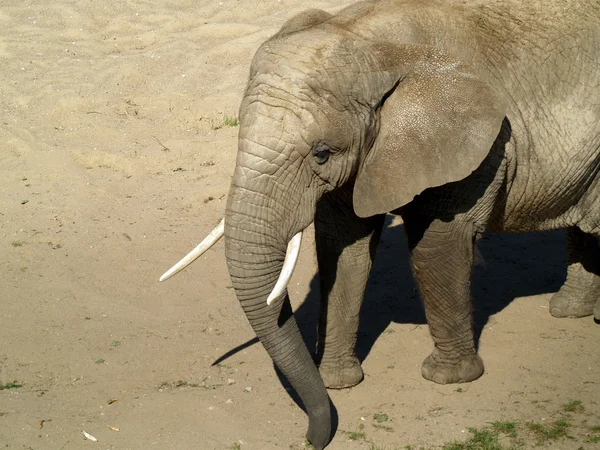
{"left": 314, "top": 189, "right": 385, "bottom": 389}
{"left": 550, "top": 227, "right": 600, "bottom": 318}
{"left": 407, "top": 217, "right": 484, "bottom": 384}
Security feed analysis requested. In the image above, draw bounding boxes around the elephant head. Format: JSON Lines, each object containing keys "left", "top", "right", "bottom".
{"left": 161, "top": 10, "right": 505, "bottom": 449}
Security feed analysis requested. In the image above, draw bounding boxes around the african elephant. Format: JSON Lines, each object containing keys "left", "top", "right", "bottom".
{"left": 161, "top": 0, "right": 600, "bottom": 448}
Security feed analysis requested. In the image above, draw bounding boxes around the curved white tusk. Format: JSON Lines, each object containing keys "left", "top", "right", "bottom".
{"left": 266, "top": 231, "right": 303, "bottom": 305}
{"left": 159, "top": 218, "right": 225, "bottom": 282}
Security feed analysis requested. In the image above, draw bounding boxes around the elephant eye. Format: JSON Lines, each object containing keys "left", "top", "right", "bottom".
{"left": 312, "top": 144, "right": 331, "bottom": 165}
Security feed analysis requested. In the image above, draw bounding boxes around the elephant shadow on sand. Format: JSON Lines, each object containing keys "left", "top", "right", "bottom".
{"left": 292, "top": 217, "right": 567, "bottom": 363}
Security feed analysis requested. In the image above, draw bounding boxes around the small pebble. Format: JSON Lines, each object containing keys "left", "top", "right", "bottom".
{"left": 244, "top": 386, "right": 252, "bottom": 392}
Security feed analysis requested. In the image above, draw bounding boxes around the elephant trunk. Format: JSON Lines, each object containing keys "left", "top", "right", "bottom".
{"left": 224, "top": 174, "right": 331, "bottom": 449}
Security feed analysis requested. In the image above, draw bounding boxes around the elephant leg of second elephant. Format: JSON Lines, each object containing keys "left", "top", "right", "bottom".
{"left": 550, "top": 227, "right": 600, "bottom": 318}
{"left": 407, "top": 218, "right": 483, "bottom": 384}
{"left": 314, "top": 190, "right": 385, "bottom": 389}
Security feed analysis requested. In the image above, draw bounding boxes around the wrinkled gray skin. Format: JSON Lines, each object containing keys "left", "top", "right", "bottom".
{"left": 223, "top": 0, "right": 600, "bottom": 447}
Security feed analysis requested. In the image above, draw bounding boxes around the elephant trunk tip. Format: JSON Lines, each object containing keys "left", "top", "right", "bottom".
{"left": 306, "top": 400, "right": 334, "bottom": 450}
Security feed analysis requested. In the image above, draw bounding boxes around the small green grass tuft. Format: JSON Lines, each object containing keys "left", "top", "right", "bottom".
{"left": 442, "top": 427, "right": 504, "bottom": 450}
{"left": 548, "top": 419, "right": 569, "bottom": 439}
{"left": 526, "top": 419, "right": 569, "bottom": 444}
{"left": 490, "top": 421, "right": 517, "bottom": 438}
{"left": 348, "top": 423, "right": 366, "bottom": 441}
{"left": 373, "top": 423, "right": 395, "bottom": 432}
{"left": 348, "top": 430, "right": 366, "bottom": 440}
{"left": 367, "top": 443, "right": 400, "bottom": 450}
{"left": 373, "top": 412, "right": 389, "bottom": 423}
{"left": 95, "top": 358, "right": 105, "bottom": 364}
{"left": 111, "top": 340, "right": 120, "bottom": 347}
{"left": 11, "top": 241, "right": 23, "bottom": 247}
{"left": 527, "top": 423, "right": 543, "bottom": 432}
{"left": 562, "top": 399, "right": 584, "bottom": 413}
{"left": 211, "top": 115, "right": 239, "bottom": 130}
{"left": 229, "top": 443, "right": 241, "bottom": 450}
{"left": 223, "top": 116, "right": 239, "bottom": 127}
{"left": 585, "top": 425, "right": 600, "bottom": 444}
{"left": 0, "top": 382, "right": 23, "bottom": 390}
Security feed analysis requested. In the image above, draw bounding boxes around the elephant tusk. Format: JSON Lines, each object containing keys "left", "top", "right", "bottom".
{"left": 159, "top": 218, "right": 225, "bottom": 282}
{"left": 266, "top": 231, "right": 302, "bottom": 305}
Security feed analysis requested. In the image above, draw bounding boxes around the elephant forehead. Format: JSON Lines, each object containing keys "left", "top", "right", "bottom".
{"left": 239, "top": 88, "right": 362, "bottom": 158}
{"left": 244, "top": 74, "right": 315, "bottom": 109}
{"left": 240, "top": 86, "right": 321, "bottom": 135}
{"left": 240, "top": 74, "right": 360, "bottom": 145}
{"left": 250, "top": 29, "right": 371, "bottom": 96}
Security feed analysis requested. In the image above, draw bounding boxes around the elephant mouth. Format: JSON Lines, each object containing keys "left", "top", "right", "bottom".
{"left": 159, "top": 217, "right": 304, "bottom": 305}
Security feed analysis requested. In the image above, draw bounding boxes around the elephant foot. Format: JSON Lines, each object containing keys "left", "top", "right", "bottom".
{"left": 549, "top": 263, "right": 599, "bottom": 318}
{"left": 594, "top": 298, "right": 600, "bottom": 322}
{"left": 318, "top": 356, "right": 364, "bottom": 389}
{"left": 421, "top": 349, "right": 484, "bottom": 385}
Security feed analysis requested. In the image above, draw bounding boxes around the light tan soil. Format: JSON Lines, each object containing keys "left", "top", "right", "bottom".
{"left": 1, "top": 1, "right": 599, "bottom": 449}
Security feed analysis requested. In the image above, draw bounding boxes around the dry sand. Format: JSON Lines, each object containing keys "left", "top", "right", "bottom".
{"left": 1, "top": 1, "right": 599, "bottom": 449}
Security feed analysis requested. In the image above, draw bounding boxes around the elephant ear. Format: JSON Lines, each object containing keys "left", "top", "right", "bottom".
{"left": 353, "top": 45, "right": 507, "bottom": 218}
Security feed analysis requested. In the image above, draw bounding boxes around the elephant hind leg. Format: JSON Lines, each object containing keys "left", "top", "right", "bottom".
{"left": 550, "top": 227, "right": 600, "bottom": 319}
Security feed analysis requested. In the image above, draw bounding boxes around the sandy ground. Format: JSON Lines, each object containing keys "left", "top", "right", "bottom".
{"left": 1, "top": 1, "right": 599, "bottom": 449}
